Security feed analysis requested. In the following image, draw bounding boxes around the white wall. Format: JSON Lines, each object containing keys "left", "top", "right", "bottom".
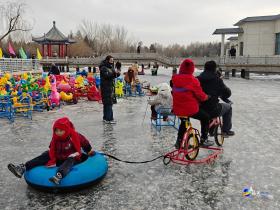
{"left": 275, "top": 20, "right": 280, "bottom": 33}
{"left": 239, "top": 21, "right": 275, "bottom": 56}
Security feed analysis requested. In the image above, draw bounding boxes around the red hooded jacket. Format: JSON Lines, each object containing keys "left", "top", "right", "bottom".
{"left": 172, "top": 59, "right": 208, "bottom": 117}
{"left": 46, "top": 117, "right": 92, "bottom": 166}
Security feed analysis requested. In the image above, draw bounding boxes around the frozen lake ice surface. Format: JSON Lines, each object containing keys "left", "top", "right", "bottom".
{"left": 0, "top": 67, "right": 280, "bottom": 210}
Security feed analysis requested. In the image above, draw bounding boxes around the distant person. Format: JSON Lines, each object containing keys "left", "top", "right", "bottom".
{"left": 141, "top": 64, "right": 144, "bottom": 71}
{"left": 229, "top": 46, "right": 236, "bottom": 58}
{"left": 48, "top": 63, "right": 60, "bottom": 75}
{"left": 100, "top": 55, "right": 120, "bottom": 124}
{"left": 137, "top": 45, "right": 141, "bottom": 53}
{"left": 76, "top": 66, "right": 80, "bottom": 75}
{"left": 197, "top": 60, "right": 234, "bottom": 137}
{"left": 115, "top": 60, "right": 122, "bottom": 71}
{"left": 93, "top": 66, "right": 97, "bottom": 73}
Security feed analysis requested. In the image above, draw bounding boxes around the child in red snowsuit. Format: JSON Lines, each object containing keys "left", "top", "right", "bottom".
{"left": 7, "top": 117, "right": 95, "bottom": 185}
{"left": 172, "top": 59, "right": 213, "bottom": 148}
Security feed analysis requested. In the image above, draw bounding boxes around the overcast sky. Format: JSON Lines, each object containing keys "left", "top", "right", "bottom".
{"left": 20, "top": 0, "right": 280, "bottom": 46}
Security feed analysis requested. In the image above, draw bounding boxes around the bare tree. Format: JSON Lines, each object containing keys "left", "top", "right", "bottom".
{"left": 0, "top": 1, "right": 32, "bottom": 42}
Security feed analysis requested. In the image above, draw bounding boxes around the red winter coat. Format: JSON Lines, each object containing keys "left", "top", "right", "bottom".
{"left": 52, "top": 133, "right": 92, "bottom": 161}
{"left": 172, "top": 58, "right": 208, "bottom": 117}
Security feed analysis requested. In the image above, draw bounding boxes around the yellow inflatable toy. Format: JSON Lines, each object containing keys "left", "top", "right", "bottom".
{"left": 60, "top": 91, "right": 73, "bottom": 101}
{"left": 44, "top": 77, "right": 51, "bottom": 92}
{"left": 115, "top": 80, "right": 124, "bottom": 98}
{"left": 75, "top": 76, "right": 84, "bottom": 88}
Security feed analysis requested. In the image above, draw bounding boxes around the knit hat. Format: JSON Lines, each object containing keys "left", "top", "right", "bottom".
{"left": 179, "top": 59, "right": 195, "bottom": 75}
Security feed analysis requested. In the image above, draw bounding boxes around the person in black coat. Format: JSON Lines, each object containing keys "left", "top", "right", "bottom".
{"left": 229, "top": 46, "right": 236, "bottom": 58}
{"left": 48, "top": 63, "right": 60, "bottom": 75}
{"left": 100, "top": 55, "right": 120, "bottom": 124}
{"left": 197, "top": 61, "right": 234, "bottom": 136}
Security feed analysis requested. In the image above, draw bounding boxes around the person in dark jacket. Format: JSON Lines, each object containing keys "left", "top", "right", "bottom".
{"left": 229, "top": 46, "right": 236, "bottom": 58}
{"left": 7, "top": 117, "right": 95, "bottom": 185}
{"left": 100, "top": 55, "right": 120, "bottom": 124}
{"left": 115, "top": 60, "right": 122, "bottom": 71}
{"left": 197, "top": 61, "right": 234, "bottom": 136}
{"left": 48, "top": 63, "right": 60, "bottom": 75}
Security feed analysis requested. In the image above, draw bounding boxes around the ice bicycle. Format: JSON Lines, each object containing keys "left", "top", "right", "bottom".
{"left": 163, "top": 117, "right": 224, "bottom": 165}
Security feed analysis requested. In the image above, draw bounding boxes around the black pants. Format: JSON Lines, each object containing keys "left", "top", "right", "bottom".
{"left": 103, "top": 104, "right": 113, "bottom": 121}
{"left": 25, "top": 151, "right": 78, "bottom": 178}
{"left": 177, "top": 109, "right": 210, "bottom": 142}
{"left": 151, "top": 105, "right": 157, "bottom": 118}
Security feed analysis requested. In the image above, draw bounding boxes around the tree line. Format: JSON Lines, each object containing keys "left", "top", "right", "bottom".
{"left": 0, "top": 1, "right": 223, "bottom": 58}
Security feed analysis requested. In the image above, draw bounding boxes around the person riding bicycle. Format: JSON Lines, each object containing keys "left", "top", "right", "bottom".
{"left": 172, "top": 58, "right": 213, "bottom": 149}
{"left": 197, "top": 61, "right": 234, "bottom": 137}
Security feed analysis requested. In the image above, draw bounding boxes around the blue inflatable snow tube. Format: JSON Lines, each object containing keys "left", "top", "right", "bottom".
{"left": 24, "top": 152, "right": 108, "bottom": 192}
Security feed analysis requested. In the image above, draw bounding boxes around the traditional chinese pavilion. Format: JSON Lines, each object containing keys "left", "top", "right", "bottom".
{"left": 32, "top": 21, "right": 75, "bottom": 57}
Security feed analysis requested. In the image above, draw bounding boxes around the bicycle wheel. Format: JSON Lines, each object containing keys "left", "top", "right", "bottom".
{"left": 184, "top": 134, "right": 199, "bottom": 160}
{"left": 214, "top": 124, "right": 224, "bottom": 146}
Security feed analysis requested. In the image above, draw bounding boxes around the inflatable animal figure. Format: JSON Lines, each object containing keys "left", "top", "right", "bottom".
{"left": 4, "top": 73, "right": 11, "bottom": 80}
{"left": 60, "top": 91, "right": 73, "bottom": 101}
{"left": 22, "top": 73, "right": 28, "bottom": 81}
{"left": 115, "top": 79, "right": 124, "bottom": 98}
{"left": 87, "top": 85, "right": 101, "bottom": 101}
{"left": 75, "top": 76, "right": 84, "bottom": 88}
{"left": 0, "top": 87, "right": 7, "bottom": 96}
{"left": 69, "top": 76, "right": 76, "bottom": 87}
{"left": 0, "top": 77, "right": 8, "bottom": 87}
{"left": 94, "top": 74, "right": 101, "bottom": 89}
{"left": 49, "top": 76, "right": 60, "bottom": 106}
{"left": 57, "top": 80, "right": 71, "bottom": 92}
{"left": 44, "top": 76, "right": 51, "bottom": 93}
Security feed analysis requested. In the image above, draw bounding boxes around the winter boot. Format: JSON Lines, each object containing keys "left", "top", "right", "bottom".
{"left": 49, "top": 172, "right": 62, "bottom": 185}
{"left": 7, "top": 163, "right": 25, "bottom": 178}
{"left": 200, "top": 138, "right": 214, "bottom": 147}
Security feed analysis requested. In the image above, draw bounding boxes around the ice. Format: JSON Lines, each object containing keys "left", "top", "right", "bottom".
{"left": 0, "top": 67, "right": 279, "bottom": 209}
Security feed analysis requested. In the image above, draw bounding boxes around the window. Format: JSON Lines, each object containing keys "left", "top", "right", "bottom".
{"left": 275, "top": 33, "right": 280, "bottom": 55}
{"left": 239, "top": 42, "right": 244, "bottom": 56}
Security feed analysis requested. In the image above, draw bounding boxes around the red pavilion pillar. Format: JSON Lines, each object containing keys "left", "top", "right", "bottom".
{"left": 61, "top": 44, "right": 65, "bottom": 57}
{"left": 65, "top": 45, "right": 68, "bottom": 57}
{"left": 42, "top": 44, "right": 45, "bottom": 57}
{"left": 58, "top": 44, "right": 61, "bottom": 57}
{"left": 47, "top": 44, "right": 52, "bottom": 57}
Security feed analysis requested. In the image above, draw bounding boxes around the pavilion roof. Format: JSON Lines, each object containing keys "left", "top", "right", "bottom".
{"left": 32, "top": 21, "right": 76, "bottom": 44}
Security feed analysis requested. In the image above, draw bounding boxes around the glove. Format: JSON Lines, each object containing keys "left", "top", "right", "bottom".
{"left": 88, "top": 150, "right": 95, "bottom": 156}
{"left": 68, "top": 152, "right": 79, "bottom": 158}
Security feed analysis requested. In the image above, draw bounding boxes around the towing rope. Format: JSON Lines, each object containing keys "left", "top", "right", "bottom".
{"left": 101, "top": 153, "right": 164, "bottom": 164}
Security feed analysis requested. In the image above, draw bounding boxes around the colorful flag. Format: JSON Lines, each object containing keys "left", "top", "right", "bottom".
{"left": 37, "top": 48, "right": 42, "bottom": 60}
{"left": 0, "top": 48, "right": 3, "bottom": 58}
{"left": 19, "top": 47, "right": 27, "bottom": 59}
{"left": 8, "top": 42, "right": 16, "bottom": 56}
